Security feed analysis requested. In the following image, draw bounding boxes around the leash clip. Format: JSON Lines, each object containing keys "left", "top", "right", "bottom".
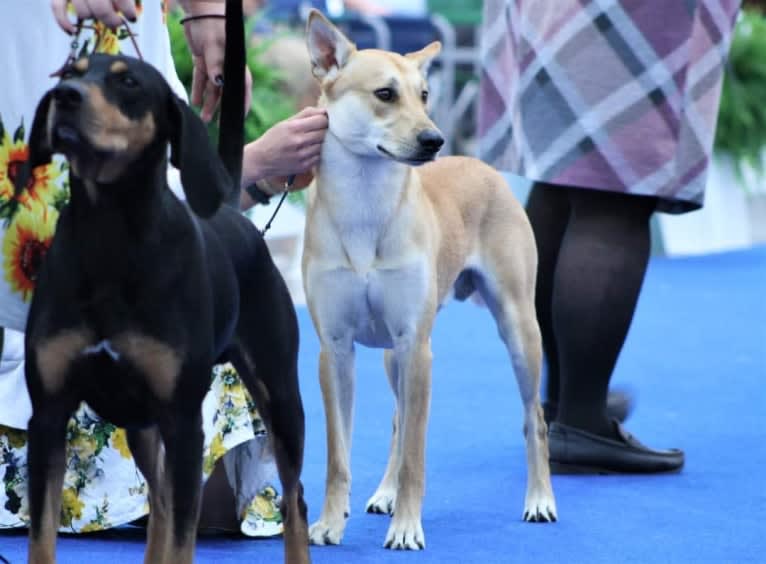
{"left": 51, "top": 16, "right": 143, "bottom": 77}
{"left": 68, "top": 19, "right": 85, "bottom": 61}
{"left": 51, "top": 19, "right": 85, "bottom": 77}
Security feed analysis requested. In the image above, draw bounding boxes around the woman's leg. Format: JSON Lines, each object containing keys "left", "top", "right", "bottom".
{"left": 526, "top": 183, "right": 634, "bottom": 424}
{"left": 524, "top": 183, "right": 571, "bottom": 412}
{"left": 198, "top": 460, "right": 240, "bottom": 531}
{"left": 551, "top": 188, "right": 656, "bottom": 438}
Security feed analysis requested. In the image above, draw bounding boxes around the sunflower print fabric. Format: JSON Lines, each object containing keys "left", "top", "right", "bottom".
{"left": 0, "top": 116, "right": 66, "bottom": 305}
{"left": 0, "top": 0, "right": 179, "bottom": 331}
{"left": 0, "top": 364, "right": 281, "bottom": 534}
{"left": 0, "top": 1, "right": 281, "bottom": 536}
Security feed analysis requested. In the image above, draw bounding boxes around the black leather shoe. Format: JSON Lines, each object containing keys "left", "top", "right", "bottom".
{"left": 548, "top": 420, "right": 684, "bottom": 474}
{"left": 543, "top": 390, "right": 634, "bottom": 425}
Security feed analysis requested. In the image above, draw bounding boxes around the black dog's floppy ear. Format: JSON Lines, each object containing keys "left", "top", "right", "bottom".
{"left": 168, "top": 95, "right": 230, "bottom": 218}
{"left": 306, "top": 9, "right": 356, "bottom": 81}
{"left": 13, "top": 92, "right": 54, "bottom": 196}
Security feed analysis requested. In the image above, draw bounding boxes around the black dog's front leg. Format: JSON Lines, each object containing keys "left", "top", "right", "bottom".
{"left": 27, "top": 405, "right": 75, "bottom": 564}
{"left": 25, "top": 339, "right": 80, "bottom": 564}
{"left": 158, "top": 405, "right": 205, "bottom": 564}
{"left": 127, "top": 426, "right": 168, "bottom": 563}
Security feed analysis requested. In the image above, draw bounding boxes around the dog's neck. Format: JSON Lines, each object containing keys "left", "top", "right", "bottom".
{"left": 66, "top": 157, "right": 173, "bottom": 250}
{"left": 316, "top": 131, "right": 412, "bottom": 220}
{"left": 69, "top": 159, "right": 167, "bottom": 212}
{"left": 314, "top": 130, "right": 420, "bottom": 271}
{"left": 64, "top": 157, "right": 181, "bottom": 334}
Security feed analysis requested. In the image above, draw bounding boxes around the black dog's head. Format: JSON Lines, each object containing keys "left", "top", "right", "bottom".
{"left": 21, "top": 53, "right": 229, "bottom": 217}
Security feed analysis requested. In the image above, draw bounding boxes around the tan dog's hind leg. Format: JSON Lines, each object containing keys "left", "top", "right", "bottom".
{"left": 385, "top": 339, "right": 432, "bottom": 550}
{"left": 366, "top": 350, "right": 400, "bottom": 515}
{"left": 127, "top": 426, "right": 170, "bottom": 564}
{"left": 505, "top": 298, "right": 557, "bottom": 522}
{"left": 309, "top": 345, "right": 355, "bottom": 545}
{"left": 478, "top": 241, "right": 557, "bottom": 522}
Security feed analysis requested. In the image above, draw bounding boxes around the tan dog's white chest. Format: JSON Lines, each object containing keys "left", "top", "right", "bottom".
{"left": 304, "top": 156, "right": 433, "bottom": 349}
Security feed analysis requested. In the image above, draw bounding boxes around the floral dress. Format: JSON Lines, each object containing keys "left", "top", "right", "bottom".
{"left": 0, "top": 1, "right": 281, "bottom": 537}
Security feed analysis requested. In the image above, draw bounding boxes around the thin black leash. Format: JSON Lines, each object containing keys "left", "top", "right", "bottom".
{"left": 259, "top": 175, "right": 293, "bottom": 236}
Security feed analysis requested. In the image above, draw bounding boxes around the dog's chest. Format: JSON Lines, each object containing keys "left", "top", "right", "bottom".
{"left": 335, "top": 220, "right": 388, "bottom": 275}
{"left": 310, "top": 256, "right": 429, "bottom": 349}
{"left": 327, "top": 195, "right": 400, "bottom": 274}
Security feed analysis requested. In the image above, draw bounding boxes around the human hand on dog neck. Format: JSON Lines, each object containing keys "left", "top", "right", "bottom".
{"left": 241, "top": 106, "right": 328, "bottom": 196}
{"left": 52, "top": 0, "right": 138, "bottom": 33}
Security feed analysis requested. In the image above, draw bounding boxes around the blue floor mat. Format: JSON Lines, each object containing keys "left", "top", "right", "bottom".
{"left": 2, "top": 246, "right": 764, "bottom": 563}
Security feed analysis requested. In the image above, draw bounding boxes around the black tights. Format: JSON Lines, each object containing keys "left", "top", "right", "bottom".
{"left": 526, "top": 183, "right": 657, "bottom": 438}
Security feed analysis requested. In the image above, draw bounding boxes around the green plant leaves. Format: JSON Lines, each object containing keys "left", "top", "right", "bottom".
{"left": 714, "top": 9, "right": 766, "bottom": 178}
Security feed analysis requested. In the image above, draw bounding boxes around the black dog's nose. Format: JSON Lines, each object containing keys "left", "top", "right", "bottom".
{"left": 417, "top": 129, "right": 445, "bottom": 152}
{"left": 53, "top": 82, "right": 86, "bottom": 110}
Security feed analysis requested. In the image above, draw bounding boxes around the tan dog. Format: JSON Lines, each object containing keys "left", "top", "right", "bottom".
{"left": 301, "top": 10, "right": 557, "bottom": 551}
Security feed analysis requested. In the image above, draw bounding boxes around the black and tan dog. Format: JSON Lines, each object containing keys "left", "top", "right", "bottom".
{"left": 14, "top": 2, "right": 309, "bottom": 563}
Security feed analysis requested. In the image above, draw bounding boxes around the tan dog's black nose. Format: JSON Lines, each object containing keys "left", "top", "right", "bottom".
{"left": 417, "top": 129, "right": 444, "bottom": 152}
{"left": 53, "top": 82, "right": 86, "bottom": 110}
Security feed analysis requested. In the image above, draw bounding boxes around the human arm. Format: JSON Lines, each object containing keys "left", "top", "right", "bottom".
{"left": 239, "top": 107, "right": 328, "bottom": 210}
{"left": 177, "top": 1, "right": 251, "bottom": 122}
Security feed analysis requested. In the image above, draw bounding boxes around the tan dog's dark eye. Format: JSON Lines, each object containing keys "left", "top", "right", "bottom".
{"left": 421, "top": 91, "right": 428, "bottom": 103}
{"left": 374, "top": 88, "right": 395, "bottom": 102}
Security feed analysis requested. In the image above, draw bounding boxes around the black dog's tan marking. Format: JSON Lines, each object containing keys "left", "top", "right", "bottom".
{"left": 111, "top": 333, "right": 183, "bottom": 400}
{"left": 73, "top": 57, "right": 88, "bottom": 73}
{"left": 56, "top": 84, "right": 156, "bottom": 183}
{"left": 86, "top": 85, "right": 156, "bottom": 151}
{"left": 18, "top": 2, "right": 309, "bottom": 563}
{"left": 35, "top": 330, "right": 93, "bottom": 394}
{"left": 109, "top": 60, "right": 128, "bottom": 73}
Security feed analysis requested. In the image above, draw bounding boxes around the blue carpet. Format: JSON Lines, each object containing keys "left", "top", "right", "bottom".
{"left": 2, "top": 246, "right": 765, "bottom": 563}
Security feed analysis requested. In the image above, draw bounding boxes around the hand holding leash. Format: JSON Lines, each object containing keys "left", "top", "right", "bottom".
{"left": 52, "top": 0, "right": 138, "bottom": 33}
{"left": 180, "top": 0, "right": 253, "bottom": 122}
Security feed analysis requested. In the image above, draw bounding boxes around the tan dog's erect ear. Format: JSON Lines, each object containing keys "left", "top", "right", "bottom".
{"left": 405, "top": 41, "right": 442, "bottom": 75}
{"left": 306, "top": 9, "right": 356, "bottom": 80}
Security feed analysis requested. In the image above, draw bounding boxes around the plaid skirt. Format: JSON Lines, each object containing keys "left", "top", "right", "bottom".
{"left": 478, "top": 0, "right": 741, "bottom": 213}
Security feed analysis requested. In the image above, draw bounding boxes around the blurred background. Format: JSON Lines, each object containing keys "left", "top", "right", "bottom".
{"left": 167, "top": 1, "right": 766, "bottom": 301}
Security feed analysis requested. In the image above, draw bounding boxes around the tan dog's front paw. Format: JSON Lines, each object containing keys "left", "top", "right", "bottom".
{"left": 383, "top": 516, "right": 425, "bottom": 550}
{"left": 309, "top": 517, "right": 346, "bottom": 546}
{"left": 523, "top": 491, "right": 557, "bottom": 523}
{"left": 365, "top": 488, "right": 396, "bottom": 515}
